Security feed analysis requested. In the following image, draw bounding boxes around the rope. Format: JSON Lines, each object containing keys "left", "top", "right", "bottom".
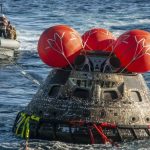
{"left": 14, "top": 113, "right": 133, "bottom": 146}
{"left": 94, "top": 124, "right": 119, "bottom": 147}
{"left": 21, "top": 116, "right": 30, "bottom": 138}
{"left": 1, "top": 50, "right": 41, "bottom": 86}
{"left": 15, "top": 113, "right": 26, "bottom": 135}
{"left": 93, "top": 124, "right": 111, "bottom": 144}
{"left": 100, "top": 122, "right": 117, "bottom": 128}
{"left": 88, "top": 127, "right": 95, "bottom": 144}
{"left": 116, "top": 35, "right": 150, "bottom": 73}
{"left": 46, "top": 32, "right": 75, "bottom": 70}
{"left": 12, "top": 61, "right": 41, "bottom": 86}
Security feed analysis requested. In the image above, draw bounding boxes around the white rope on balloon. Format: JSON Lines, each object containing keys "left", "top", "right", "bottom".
{"left": 82, "top": 29, "right": 97, "bottom": 50}
{"left": 133, "top": 37, "right": 150, "bottom": 59}
{"left": 45, "top": 32, "right": 75, "bottom": 70}
{"left": 117, "top": 35, "right": 150, "bottom": 73}
{"left": 70, "top": 31, "right": 84, "bottom": 51}
{"left": 82, "top": 29, "right": 115, "bottom": 52}
{"left": 109, "top": 34, "right": 134, "bottom": 73}
{"left": 111, "top": 34, "right": 130, "bottom": 57}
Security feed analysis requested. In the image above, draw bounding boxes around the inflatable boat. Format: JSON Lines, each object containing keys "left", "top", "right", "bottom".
{"left": 13, "top": 25, "right": 150, "bottom": 145}
{"left": 0, "top": 38, "right": 20, "bottom": 59}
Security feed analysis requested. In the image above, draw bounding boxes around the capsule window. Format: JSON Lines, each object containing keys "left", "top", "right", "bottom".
{"left": 103, "top": 90, "right": 118, "bottom": 100}
{"left": 48, "top": 85, "right": 60, "bottom": 97}
{"left": 73, "top": 88, "right": 90, "bottom": 99}
{"left": 130, "top": 91, "right": 142, "bottom": 102}
{"left": 76, "top": 80, "right": 81, "bottom": 86}
{"left": 76, "top": 80, "right": 92, "bottom": 88}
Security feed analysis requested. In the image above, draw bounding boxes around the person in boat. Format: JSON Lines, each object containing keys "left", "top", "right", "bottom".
{"left": 6, "top": 21, "right": 17, "bottom": 40}
{"left": 12, "top": 26, "right": 17, "bottom": 40}
{"left": 0, "top": 14, "right": 8, "bottom": 38}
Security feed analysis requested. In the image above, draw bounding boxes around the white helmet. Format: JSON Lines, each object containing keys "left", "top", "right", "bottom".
{"left": 1, "top": 14, "right": 5, "bottom": 18}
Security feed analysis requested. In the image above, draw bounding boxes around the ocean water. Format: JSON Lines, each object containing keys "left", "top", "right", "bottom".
{"left": 1, "top": 0, "right": 150, "bottom": 149}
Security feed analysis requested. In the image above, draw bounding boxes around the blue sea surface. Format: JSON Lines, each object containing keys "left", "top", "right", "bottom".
{"left": 1, "top": 0, "right": 150, "bottom": 149}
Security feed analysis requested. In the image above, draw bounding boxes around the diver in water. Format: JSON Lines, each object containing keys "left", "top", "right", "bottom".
{"left": 0, "top": 14, "right": 8, "bottom": 38}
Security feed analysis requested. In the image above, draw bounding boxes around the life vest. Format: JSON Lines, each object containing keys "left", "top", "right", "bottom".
{"left": 0, "top": 17, "right": 8, "bottom": 29}
{"left": 7, "top": 26, "right": 17, "bottom": 39}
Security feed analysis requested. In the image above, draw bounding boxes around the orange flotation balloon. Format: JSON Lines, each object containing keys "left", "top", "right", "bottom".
{"left": 114, "top": 29, "right": 150, "bottom": 73}
{"left": 82, "top": 28, "right": 116, "bottom": 52}
{"left": 38, "top": 25, "right": 82, "bottom": 68}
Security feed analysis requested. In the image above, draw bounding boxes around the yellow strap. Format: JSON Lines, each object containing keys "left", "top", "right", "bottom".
{"left": 15, "top": 112, "right": 40, "bottom": 139}
{"left": 15, "top": 113, "right": 26, "bottom": 135}
{"left": 21, "top": 116, "right": 30, "bottom": 138}
{"left": 25, "top": 117, "right": 30, "bottom": 139}
{"left": 21, "top": 112, "right": 26, "bottom": 117}
{"left": 31, "top": 115, "right": 40, "bottom": 122}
